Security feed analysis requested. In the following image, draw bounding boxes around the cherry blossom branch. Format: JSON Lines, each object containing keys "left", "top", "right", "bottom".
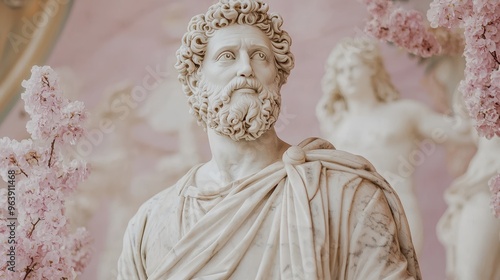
{"left": 362, "top": 0, "right": 442, "bottom": 57}
{"left": 22, "top": 257, "right": 37, "bottom": 280}
{"left": 489, "top": 51, "right": 500, "bottom": 65}
{"left": 18, "top": 166, "right": 28, "bottom": 178}
{"left": 0, "top": 66, "right": 93, "bottom": 278}
{"left": 41, "top": 74, "right": 50, "bottom": 87}
{"left": 8, "top": 156, "right": 29, "bottom": 177}
{"left": 27, "top": 218, "right": 41, "bottom": 239}
{"left": 481, "top": 26, "right": 500, "bottom": 65}
{"left": 48, "top": 138, "right": 56, "bottom": 168}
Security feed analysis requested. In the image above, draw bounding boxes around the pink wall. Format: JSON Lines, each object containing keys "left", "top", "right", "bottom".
{"left": 0, "top": 1, "right": 454, "bottom": 279}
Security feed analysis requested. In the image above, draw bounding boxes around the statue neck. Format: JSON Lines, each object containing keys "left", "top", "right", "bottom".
{"left": 205, "top": 127, "right": 290, "bottom": 184}
{"left": 343, "top": 87, "right": 380, "bottom": 114}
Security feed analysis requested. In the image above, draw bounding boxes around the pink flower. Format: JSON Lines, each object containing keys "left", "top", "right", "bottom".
{"left": 427, "top": 0, "right": 472, "bottom": 28}
{"left": 363, "top": 0, "right": 442, "bottom": 57}
{"left": 21, "top": 66, "right": 89, "bottom": 144}
{"left": 362, "top": 0, "right": 392, "bottom": 17}
{"left": 489, "top": 173, "right": 500, "bottom": 218}
{"left": 0, "top": 65, "right": 93, "bottom": 278}
{"left": 491, "top": 67, "right": 500, "bottom": 88}
{"left": 67, "top": 227, "right": 93, "bottom": 273}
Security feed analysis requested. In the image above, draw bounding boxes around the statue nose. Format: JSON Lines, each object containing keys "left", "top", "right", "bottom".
{"left": 237, "top": 55, "right": 254, "bottom": 77}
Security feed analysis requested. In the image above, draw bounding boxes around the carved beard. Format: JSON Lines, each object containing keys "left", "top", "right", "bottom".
{"left": 196, "top": 75, "right": 281, "bottom": 141}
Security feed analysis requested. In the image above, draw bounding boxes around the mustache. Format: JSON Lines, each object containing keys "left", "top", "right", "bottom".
{"left": 225, "top": 77, "right": 263, "bottom": 94}
{"left": 228, "top": 77, "right": 262, "bottom": 91}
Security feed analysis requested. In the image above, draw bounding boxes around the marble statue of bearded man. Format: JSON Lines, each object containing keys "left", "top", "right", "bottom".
{"left": 117, "top": 1, "right": 422, "bottom": 279}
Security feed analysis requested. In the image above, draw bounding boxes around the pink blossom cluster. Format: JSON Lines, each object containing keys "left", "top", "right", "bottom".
{"left": 21, "top": 66, "right": 87, "bottom": 145}
{"left": 427, "top": 0, "right": 473, "bottom": 29}
{"left": 363, "top": 0, "right": 499, "bottom": 137}
{"left": 0, "top": 66, "right": 92, "bottom": 279}
{"left": 428, "top": 0, "right": 500, "bottom": 139}
{"left": 362, "top": 0, "right": 442, "bottom": 57}
{"left": 489, "top": 173, "right": 500, "bottom": 218}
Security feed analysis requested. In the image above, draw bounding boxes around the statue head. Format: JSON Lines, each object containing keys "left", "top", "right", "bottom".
{"left": 321, "top": 38, "right": 399, "bottom": 116}
{"left": 175, "top": 0, "right": 294, "bottom": 141}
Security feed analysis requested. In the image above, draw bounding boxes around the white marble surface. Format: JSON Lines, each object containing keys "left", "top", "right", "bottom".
{"left": 119, "top": 139, "right": 420, "bottom": 279}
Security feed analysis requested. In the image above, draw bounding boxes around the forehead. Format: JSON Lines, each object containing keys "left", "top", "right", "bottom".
{"left": 206, "top": 24, "right": 273, "bottom": 53}
{"left": 335, "top": 53, "right": 364, "bottom": 67}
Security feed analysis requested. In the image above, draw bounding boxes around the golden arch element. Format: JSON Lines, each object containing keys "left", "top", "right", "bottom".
{"left": 0, "top": 0, "right": 74, "bottom": 122}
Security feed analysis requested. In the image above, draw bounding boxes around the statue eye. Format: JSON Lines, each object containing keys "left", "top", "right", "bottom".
{"left": 252, "top": 51, "right": 266, "bottom": 60}
{"left": 217, "top": 51, "right": 235, "bottom": 61}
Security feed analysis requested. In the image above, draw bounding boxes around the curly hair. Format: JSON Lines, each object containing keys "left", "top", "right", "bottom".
{"left": 175, "top": 0, "right": 294, "bottom": 103}
{"left": 321, "top": 37, "right": 400, "bottom": 118}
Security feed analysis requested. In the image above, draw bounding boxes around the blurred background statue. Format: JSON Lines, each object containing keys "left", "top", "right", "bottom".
{"left": 57, "top": 66, "right": 202, "bottom": 280}
{"left": 419, "top": 49, "right": 477, "bottom": 178}
{"left": 437, "top": 120, "right": 500, "bottom": 280}
{"left": 316, "top": 37, "right": 472, "bottom": 257}
{"left": 422, "top": 38, "right": 500, "bottom": 278}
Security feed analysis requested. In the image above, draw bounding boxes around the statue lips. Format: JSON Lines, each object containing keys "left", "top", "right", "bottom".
{"left": 233, "top": 87, "right": 257, "bottom": 95}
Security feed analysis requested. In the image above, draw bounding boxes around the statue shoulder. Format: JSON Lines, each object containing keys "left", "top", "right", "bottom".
{"left": 299, "top": 137, "right": 376, "bottom": 173}
{"left": 132, "top": 184, "right": 178, "bottom": 221}
{"left": 132, "top": 163, "right": 202, "bottom": 222}
{"left": 391, "top": 98, "right": 431, "bottom": 115}
{"left": 297, "top": 138, "right": 394, "bottom": 194}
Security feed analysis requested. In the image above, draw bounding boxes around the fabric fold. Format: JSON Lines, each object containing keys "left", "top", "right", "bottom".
{"left": 118, "top": 137, "right": 421, "bottom": 280}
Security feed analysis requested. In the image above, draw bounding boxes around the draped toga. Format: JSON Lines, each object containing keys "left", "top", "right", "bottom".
{"left": 117, "top": 138, "right": 421, "bottom": 279}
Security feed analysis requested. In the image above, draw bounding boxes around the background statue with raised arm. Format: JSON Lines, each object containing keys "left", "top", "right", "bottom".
{"left": 316, "top": 37, "right": 472, "bottom": 257}
{"left": 437, "top": 126, "right": 500, "bottom": 280}
{"left": 117, "top": 1, "right": 421, "bottom": 279}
